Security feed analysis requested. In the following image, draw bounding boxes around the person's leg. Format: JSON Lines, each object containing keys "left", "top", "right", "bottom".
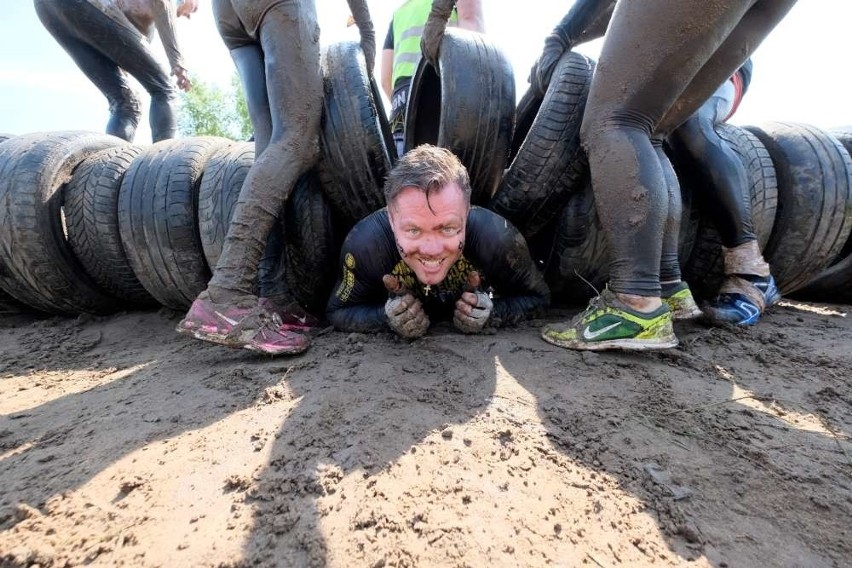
{"left": 207, "top": 0, "right": 322, "bottom": 303}
{"left": 230, "top": 45, "right": 272, "bottom": 154}
{"left": 655, "top": 0, "right": 798, "bottom": 137}
{"left": 34, "top": 0, "right": 141, "bottom": 141}
{"left": 673, "top": 86, "right": 758, "bottom": 248}
{"left": 542, "top": 0, "right": 757, "bottom": 351}
{"left": 672, "top": 83, "right": 778, "bottom": 325}
{"left": 654, "top": 142, "right": 703, "bottom": 320}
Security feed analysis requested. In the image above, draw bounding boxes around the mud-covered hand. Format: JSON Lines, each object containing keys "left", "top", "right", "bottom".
{"left": 454, "top": 271, "right": 493, "bottom": 334}
{"left": 172, "top": 66, "right": 191, "bottom": 91}
{"left": 421, "top": 0, "right": 456, "bottom": 68}
{"left": 528, "top": 28, "right": 569, "bottom": 97}
{"left": 384, "top": 275, "right": 430, "bottom": 339}
{"left": 347, "top": 0, "right": 376, "bottom": 75}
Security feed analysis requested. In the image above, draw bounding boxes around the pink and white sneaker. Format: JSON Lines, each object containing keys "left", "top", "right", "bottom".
{"left": 177, "top": 295, "right": 309, "bottom": 355}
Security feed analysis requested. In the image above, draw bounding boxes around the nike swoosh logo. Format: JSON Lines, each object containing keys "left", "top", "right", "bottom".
{"left": 296, "top": 315, "right": 308, "bottom": 325}
{"left": 214, "top": 311, "right": 239, "bottom": 327}
{"left": 583, "top": 322, "right": 621, "bottom": 340}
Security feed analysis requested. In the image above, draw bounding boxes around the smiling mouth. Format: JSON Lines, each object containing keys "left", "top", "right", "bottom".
{"left": 418, "top": 258, "right": 444, "bottom": 270}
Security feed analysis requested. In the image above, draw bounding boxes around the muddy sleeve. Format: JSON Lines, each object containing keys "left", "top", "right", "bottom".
{"left": 466, "top": 210, "right": 550, "bottom": 326}
{"left": 151, "top": 0, "right": 185, "bottom": 71}
{"left": 326, "top": 213, "right": 397, "bottom": 333}
{"left": 347, "top": 0, "right": 375, "bottom": 39}
{"left": 553, "top": 0, "right": 616, "bottom": 49}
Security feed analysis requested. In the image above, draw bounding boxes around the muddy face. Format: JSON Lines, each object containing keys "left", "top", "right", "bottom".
{"left": 388, "top": 183, "right": 468, "bottom": 286}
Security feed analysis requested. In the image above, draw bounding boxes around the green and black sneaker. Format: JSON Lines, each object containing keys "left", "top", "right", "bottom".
{"left": 661, "top": 281, "right": 702, "bottom": 320}
{"left": 541, "top": 288, "right": 677, "bottom": 351}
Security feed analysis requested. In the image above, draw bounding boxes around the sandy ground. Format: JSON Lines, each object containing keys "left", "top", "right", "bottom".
{"left": 0, "top": 300, "right": 850, "bottom": 568}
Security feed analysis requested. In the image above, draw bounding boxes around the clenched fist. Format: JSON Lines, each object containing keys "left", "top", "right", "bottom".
{"left": 384, "top": 274, "right": 430, "bottom": 339}
{"left": 453, "top": 271, "right": 492, "bottom": 334}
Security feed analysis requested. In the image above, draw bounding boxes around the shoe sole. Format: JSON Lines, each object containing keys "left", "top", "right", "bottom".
{"left": 541, "top": 330, "right": 678, "bottom": 351}
{"left": 176, "top": 323, "right": 308, "bottom": 356}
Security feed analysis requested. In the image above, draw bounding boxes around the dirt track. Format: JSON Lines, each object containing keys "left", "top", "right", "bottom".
{"left": 1, "top": 300, "right": 850, "bottom": 567}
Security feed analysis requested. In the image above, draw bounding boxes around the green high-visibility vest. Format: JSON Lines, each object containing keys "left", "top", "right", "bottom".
{"left": 391, "top": 0, "right": 457, "bottom": 88}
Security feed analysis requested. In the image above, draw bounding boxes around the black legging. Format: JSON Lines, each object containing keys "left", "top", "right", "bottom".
{"left": 670, "top": 86, "right": 757, "bottom": 249}
{"left": 579, "top": 0, "right": 796, "bottom": 296}
{"left": 206, "top": 0, "right": 322, "bottom": 303}
{"left": 34, "top": 0, "right": 177, "bottom": 142}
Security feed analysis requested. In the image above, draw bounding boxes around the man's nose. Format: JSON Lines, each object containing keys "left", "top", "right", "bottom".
{"left": 419, "top": 234, "right": 443, "bottom": 256}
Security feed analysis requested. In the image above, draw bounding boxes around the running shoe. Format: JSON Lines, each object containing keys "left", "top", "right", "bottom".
{"left": 541, "top": 288, "right": 677, "bottom": 351}
{"left": 661, "top": 281, "right": 702, "bottom": 320}
{"left": 177, "top": 294, "right": 309, "bottom": 355}
{"left": 703, "top": 275, "right": 781, "bottom": 326}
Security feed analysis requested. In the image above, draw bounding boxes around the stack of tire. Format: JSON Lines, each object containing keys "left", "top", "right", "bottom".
{"left": 3, "top": 35, "right": 852, "bottom": 319}
{"left": 0, "top": 42, "right": 394, "bottom": 316}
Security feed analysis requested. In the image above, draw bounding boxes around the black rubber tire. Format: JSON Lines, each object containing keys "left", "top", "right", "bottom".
{"left": 0, "top": 131, "right": 127, "bottom": 314}
{"left": 794, "top": 127, "right": 852, "bottom": 303}
{"left": 489, "top": 52, "right": 594, "bottom": 239}
{"left": 119, "top": 137, "right": 233, "bottom": 310}
{"left": 280, "top": 170, "right": 337, "bottom": 313}
{"left": 677, "top": 124, "right": 778, "bottom": 299}
{"left": 543, "top": 179, "right": 610, "bottom": 305}
{"left": 198, "top": 142, "right": 255, "bottom": 268}
{"left": 404, "top": 28, "right": 515, "bottom": 205}
{"left": 319, "top": 41, "right": 395, "bottom": 226}
{"left": 0, "top": 133, "right": 23, "bottom": 313}
{"left": 64, "top": 145, "right": 158, "bottom": 307}
{"left": 745, "top": 122, "right": 852, "bottom": 295}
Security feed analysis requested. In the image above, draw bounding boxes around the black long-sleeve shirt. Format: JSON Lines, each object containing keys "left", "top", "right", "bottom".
{"left": 327, "top": 207, "right": 550, "bottom": 333}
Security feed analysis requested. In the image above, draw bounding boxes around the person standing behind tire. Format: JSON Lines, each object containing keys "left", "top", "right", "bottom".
{"left": 176, "top": 0, "right": 376, "bottom": 356}
{"left": 381, "top": 0, "right": 484, "bottom": 156}
{"left": 34, "top": 0, "right": 197, "bottom": 143}
{"left": 671, "top": 60, "right": 781, "bottom": 326}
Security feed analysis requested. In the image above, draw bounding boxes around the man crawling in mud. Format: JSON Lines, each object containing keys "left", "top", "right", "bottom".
{"left": 326, "top": 145, "right": 550, "bottom": 338}
{"left": 34, "top": 0, "right": 197, "bottom": 143}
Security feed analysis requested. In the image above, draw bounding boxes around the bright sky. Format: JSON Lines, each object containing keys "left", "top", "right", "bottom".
{"left": 1, "top": 1, "right": 850, "bottom": 143}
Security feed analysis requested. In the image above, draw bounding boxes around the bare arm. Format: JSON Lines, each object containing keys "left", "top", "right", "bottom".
{"left": 381, "top": 49, "right": 394, "bottom": 99}
{"left": 456, "top": 0, "right": 485, "bottom": 33}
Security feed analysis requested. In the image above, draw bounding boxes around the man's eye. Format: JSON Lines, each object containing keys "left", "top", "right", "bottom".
{"left": 441, "top": 226, "right": 459, "bottom": 235}
{"left": 406, "top": 228, "right": 420, "bottom": 236}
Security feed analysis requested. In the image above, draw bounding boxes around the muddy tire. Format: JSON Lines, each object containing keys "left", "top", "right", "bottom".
{"left": 64, "top": 145, "right": 158, "bottom": 307}
{"left": 489, "top": 52, "right": 594, "bottom": 239}
{"left": 405, "top": 28, "right": 515, "bottom": 205}
{"left": 280, "top": 170, "right": 337, "bottom": 313}
{"left": 119, "top": 137, "right": 233, "bottom": 310}
{"left": 319, "top": 41, "right": 395, "bottom": 226}
{"left": 745, "top": 122, "right": 852, "bottom": 295}
{"left": 198, "top": 143, "right": 254, "bottom": 268}
{"left": 0, "top": 131, "right": 127, "bottom": 314}
{"left": 543, "top": 180, "right": 610, "bottom": 305}
{"left": 795, "top": 127, "right": 852, "bottom": 302}
{"left": 677, "top": 124, "right": 778, "bottom": 298}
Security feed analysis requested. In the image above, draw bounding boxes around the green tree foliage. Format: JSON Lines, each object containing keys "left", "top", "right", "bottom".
{"left": 178, "top": 73, "right": 252, "bottom": 140}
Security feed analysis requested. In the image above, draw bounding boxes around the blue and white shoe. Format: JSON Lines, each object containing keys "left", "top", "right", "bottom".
{"left": 703, "top": 275, "right": 781, "bottom": 326}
